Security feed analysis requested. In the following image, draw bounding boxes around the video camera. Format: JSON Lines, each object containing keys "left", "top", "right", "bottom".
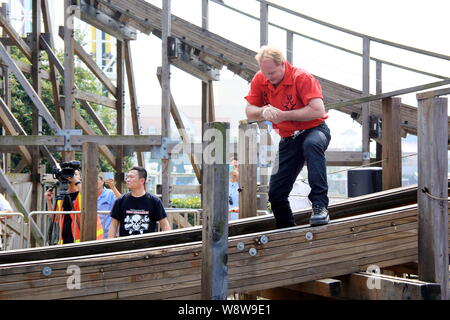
{"left": 52, "top": 161, "right": 81, "bottom": 200}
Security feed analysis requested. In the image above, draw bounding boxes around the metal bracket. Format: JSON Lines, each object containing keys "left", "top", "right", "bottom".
{"left": 150, "top": 137, "right": 180, "bottom": 160}
{"left": 55, "top": 129, "right": 82, "bottom": 151}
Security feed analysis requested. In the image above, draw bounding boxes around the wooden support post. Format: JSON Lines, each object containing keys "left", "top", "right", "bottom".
{"left": 286, "top": 31, "right": 293, "bottom": 64}
{"left": 201, "top": 122, "right": 229, "bottom": 300}
{"left": 417, "top": 95, "right": 448, "bottom": 300}
{"left": 339, "top": 272, "right": 441, "bottom": 300}
{"left": 63, "top": 0, "right": 75, "bottom": 161}
{"left": 1, "top": 3, "right": 11, "bottom": 173}
{"left": 202, "top": 0, "right": 208, "bottom": 30}
{"left": 238, "top": 122, "right": 258, "bottom": 219}
{"left": 80, "top": 142, "right": 98, "bottom": 242}
{"left": 257, "top": 122, "right": 271, "bottom": 211}
{"left": 381, "top": 97, "right": 402, "bottom": 190}
{"left": 161, "top": 0, "right": 171, "bottom": 207}
{"left": 260, "top": 1, "right": 268, "bottom": 46}
{"left": 375, "top": 60, "right": 383, "bottom": 163}
{"left": 361, "top": 36, "right": 370, "bottom": 165}
{"left": 116, "top": 40, "right": 125, "bottom": 193}
{"left": 30, "top": 0, "right": 43, "bottom": 247}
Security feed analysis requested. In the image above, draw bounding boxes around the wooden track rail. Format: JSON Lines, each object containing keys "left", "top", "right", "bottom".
{"left": 0, "top": 204, "right": 448, "bottom": 299}
{"left": 0, "top": 182, "right": 439, "bottom": 264}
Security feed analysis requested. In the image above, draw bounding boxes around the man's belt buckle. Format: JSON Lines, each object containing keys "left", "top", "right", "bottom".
{"left": 292, "top": 130, "right": 305, "bottom": 138}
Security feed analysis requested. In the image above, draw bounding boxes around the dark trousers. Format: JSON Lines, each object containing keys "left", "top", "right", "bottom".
{"left": 268, "top": 122, "right": 331, "bottom": 228}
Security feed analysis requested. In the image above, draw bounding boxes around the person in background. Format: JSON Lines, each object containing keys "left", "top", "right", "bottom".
{"left": 228, "top": 159, "right": 240, "bottom": 221}
{"left": 108, "top": 166, "right": 171, "bottom": 238}
{"left": 45, "top": 168, "right": 104, "bottom": 244}
{"left": 97, "top": 175, "right": 118, "bottom": 239}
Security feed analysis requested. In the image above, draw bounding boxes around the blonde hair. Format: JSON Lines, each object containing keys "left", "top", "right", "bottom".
{"left": 255, "top": 45, "right": 285, "bottom": 65}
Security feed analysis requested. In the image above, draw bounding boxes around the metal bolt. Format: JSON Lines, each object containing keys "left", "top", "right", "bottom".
{"left": 236, "top": 242, "right": 245, "bottom": 251}
{"left": 255, "top": 235, "right": 269, "bottom": 245}
{"left": 248, "top": 247, "right": 257, "bottom": 257}
{"left": 305, "top": 232, "right": 313, "bottom": 241}
{"left": 42, "top": 266, "right": 52, "bottom": 277}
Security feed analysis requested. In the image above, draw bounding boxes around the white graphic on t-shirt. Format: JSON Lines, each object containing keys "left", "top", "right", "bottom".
{"left": 124, "top": 213, "right": 150, "bottom": 234}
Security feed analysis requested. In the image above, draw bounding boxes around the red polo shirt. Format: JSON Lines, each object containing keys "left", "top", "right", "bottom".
{"left": 245, "top": 61, "right": 328, "bottom": 138}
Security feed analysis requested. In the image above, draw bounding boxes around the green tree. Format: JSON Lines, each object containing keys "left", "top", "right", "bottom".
{"left": 5, "top": 39, "right": 133, "bottom": 174}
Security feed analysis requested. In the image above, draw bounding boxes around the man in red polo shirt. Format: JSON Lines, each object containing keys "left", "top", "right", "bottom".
{"left": 245, "top": 45, "right": 331, "bottom": 228}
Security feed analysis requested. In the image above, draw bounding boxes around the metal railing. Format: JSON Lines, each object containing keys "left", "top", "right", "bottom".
{"left": 0, "top": 212, "right": 25, "bottom": 250}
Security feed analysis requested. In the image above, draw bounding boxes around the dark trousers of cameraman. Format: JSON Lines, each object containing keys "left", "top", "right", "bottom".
{"left": 61, "top": 192, "right": 78, "bottom": 243}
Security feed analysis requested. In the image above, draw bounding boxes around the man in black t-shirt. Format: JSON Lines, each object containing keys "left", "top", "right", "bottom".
{"left": 108, "top": 166, "right": 171, "bottom": 238}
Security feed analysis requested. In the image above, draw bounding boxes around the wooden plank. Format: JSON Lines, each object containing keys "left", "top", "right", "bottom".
{"left": 201, "top": 122, "right": 229, "bottom": 300}
{"left": 417, "top": 96, "right": 449, "bottom": 300}
{"left": 80, "top": 142, "right": 99, "bottom": 242}
{"left": 73, "top": 89, "right": 117, "bottom": 109}
{"left": 285, "top": 278, "right": 342, "bottom": 297}
{"left": 238, "top": 123, "right": 257, "bottom": 218}
{"left": 0, "top": 135, "right": 161, "bottom": 147}
{"left": 339, "top": 272, "right": 441, "bottom": 299}
{"left": 417, "top": 87, "right": 450, "bottom": 100}
{"left": 382, "top": 97, "right": 402, "bottom": 190}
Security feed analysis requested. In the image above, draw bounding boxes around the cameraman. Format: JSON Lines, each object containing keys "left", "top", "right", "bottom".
{"left": 45, "top": 168, "right": 104, "bottom": 244}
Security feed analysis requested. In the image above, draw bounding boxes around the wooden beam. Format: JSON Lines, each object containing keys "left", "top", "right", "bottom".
{"left": 339, "top": 272, "right": 441, "bottom": 299}
{"left": 416, "top": 87, "right": 450, "bottom": 100}
{"left": 79, "top": 0, "right": 137, "bottom": 41}
{"left": 238, "top": 123, "right": 258, "bottom": 219}
{"left": 201, "top": 122, "right": 229, "bottom": 300}
{"left": 417, "top": 96, "right": 449, "bottom": 300}
{"left": 0, "top": 42, "right": 60, "bottom": 132}
{"left": 80, "top": 142, "right": 99, "bottom": 242}
{"left": 382, "top": 97, "right": 402, "bottom": 190}
{"left": 259, "top": 1, "right": 268, "bottom": 46}
{"left": 161, "top": 0, "right": 171, "bottom": 207}
{"left": 0, "top": 12, "right": 32, "bottom": 61}
{"left": 116, "top": 40, "right": 125, "bottom": 193}
{"left": 285, "top": 278, "right": 342, "bottom": 298}
{"left": 63, "top": 0, "right": 75, "bottom": 134}
{"left": 124, "top": 40, "right": 144, "bottom": 167}
{"left": 41, "top": 0, "right": 63, "bottom": 128}
{"left": 73, "top": 89, "right": 117, "bottom": 109}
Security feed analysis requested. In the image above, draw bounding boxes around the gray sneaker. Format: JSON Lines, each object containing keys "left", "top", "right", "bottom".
{"left": 309, "top": 205, "right": 330, "bottom": 226}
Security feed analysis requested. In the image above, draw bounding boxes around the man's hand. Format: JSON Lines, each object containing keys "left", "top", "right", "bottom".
{"left": 262, "top": 105, "right": 286, "bottom": 124}
{"left": 45, "top": 189, "right": 54, "bottom": 201}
